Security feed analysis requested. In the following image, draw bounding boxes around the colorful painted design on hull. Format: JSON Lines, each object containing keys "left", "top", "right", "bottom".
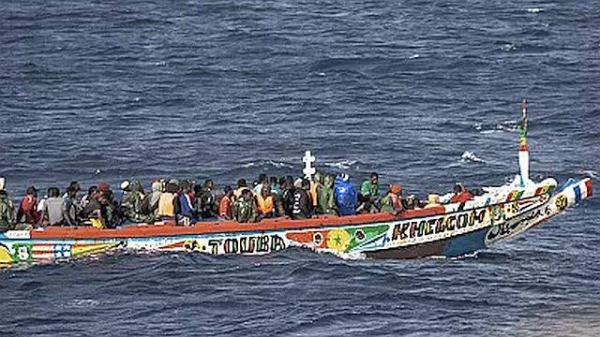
{"left": 285, "top": 225, "right": 390, "bottom": 253}
{"left": 0, "top": 178, "right": 592, "bottom": 264}
{"left": 0, "top": 241, "right": 123, "bottom": 264}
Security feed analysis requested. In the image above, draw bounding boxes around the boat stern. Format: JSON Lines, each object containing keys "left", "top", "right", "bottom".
{"left": 553, "top": 177, "right": 593, "bottom": 212}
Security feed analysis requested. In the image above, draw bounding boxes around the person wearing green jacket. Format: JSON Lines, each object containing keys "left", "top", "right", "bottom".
{"left": 359, "top": 172, "right": 380, "bottom": 213}
{"left": 233, "top": 189, "right": 257, "bottom": 223}
{"left": 317, "top": 175, "right": 337, "bottom": 216}
{"left": 121, "top": 180, "right": 145, "bottom": 222}
{"left": 0, "top": 189, "right": 14, "bottom": 232}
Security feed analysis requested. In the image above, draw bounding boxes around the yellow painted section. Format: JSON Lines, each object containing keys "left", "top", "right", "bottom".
{"left": 326, "top": 229, "right": 351, "bottom": 252}
{"left": 72, "top": 244, "right": 115, "bottom": 257}
{"left": 90, "top": 219, "right": 103, "bottom": 229}
{"left": 0, "top": 246, "right": 13, "bottom": 263}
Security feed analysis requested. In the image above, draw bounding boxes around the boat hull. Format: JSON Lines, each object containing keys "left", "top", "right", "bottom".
{"left": 0, "top": 178, "right": 592, "bottom": 264}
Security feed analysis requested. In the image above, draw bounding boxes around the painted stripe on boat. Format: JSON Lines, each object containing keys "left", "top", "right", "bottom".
{"left": 585, "top": 179, "right": 593, "bottom": 197}
{"left": 29, "top": 207, "right": 447, "bottom": 240}
{"left": 574, "top": 186, "right": 582, "bottom": 204}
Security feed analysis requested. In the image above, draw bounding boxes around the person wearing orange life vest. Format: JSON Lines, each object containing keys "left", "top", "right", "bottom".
{"left": 218, "top": 186, "right": 234, "bottom": 220}
{"left": 256, "top": 186, "right": 275, "bottom": 221}
{"left": 380, "top": 184, "right": 404, "bottom": 215}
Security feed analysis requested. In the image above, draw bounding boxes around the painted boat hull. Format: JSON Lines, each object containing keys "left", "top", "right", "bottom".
{"left": 0, "top": 178, "right": 592, "bottom": 264}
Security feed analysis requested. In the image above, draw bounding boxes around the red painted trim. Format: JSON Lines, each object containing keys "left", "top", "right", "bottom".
{"left": 585, "top": 179, "right": 593, "bottom": 197}
{"left": 29, "top": 207, "right": 447, "bottom": 240}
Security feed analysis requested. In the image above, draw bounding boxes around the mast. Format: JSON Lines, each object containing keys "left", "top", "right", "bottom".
{"left": 518, "top": 98, "right": 530, "bottom": 186}
{"left": 302, "top": 150, "right": 316, "bottom": 181}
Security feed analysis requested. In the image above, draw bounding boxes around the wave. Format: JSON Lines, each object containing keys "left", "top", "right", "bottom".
{"left": 579, "top": 170, "right": 598, "bottom": 180}
{"left": 240, "top": 160, "right": 294, "bottom": 169}
{"left": 499, "top": 43, "right": 517, "bottom": 52}
{"left": 322, "top": 160, "right": 357, "bottom": 170}
{"left": 474, "top": 120, "right": 518, "bottom": 134}
{"left": 527, "top": 8, "right": 543, "bottom": 13}
{"left": 461, "top": 151, "right": 486, "bottom": 163}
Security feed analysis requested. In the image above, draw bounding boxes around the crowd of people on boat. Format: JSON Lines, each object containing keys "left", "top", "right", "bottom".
{"left": 0, "top": 173, "right": 476, "bottom": 232}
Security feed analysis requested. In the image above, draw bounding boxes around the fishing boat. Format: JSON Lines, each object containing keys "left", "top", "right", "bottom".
{"left": 0, "top": 101, "right": 592, "bottom": 263}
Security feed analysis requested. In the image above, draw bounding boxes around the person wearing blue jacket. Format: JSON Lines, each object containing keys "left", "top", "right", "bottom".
{"left": 334, "top": 173, "right": 358, "bottom": 216}
{"left": 178, "top": 186, "right": 197, "bottom": 226}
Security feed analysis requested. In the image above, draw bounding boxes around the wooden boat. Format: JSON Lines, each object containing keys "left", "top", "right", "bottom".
{"left": 0, "top": 101, "right": 593, "bottom": 263}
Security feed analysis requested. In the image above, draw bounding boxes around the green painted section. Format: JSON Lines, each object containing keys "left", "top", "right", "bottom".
{"left": 346, "top": 225, "right": 389, "bottom": 251}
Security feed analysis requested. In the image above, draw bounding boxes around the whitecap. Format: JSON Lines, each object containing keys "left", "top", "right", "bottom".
{"left": 323, "top": 160, "right": 357, "bottom": 170}
{"left": 461, "top": 151, "right": 486, "bottom": 163}
{"left": 241, "top": 160, "right": 294, "bottom": 169}
{"left": 334, "top": 251, "right": 366, "bottom": 260}
{"left": 527, "top": 8, "right": 543, "bottom": 13}
{"left": 409, "top": 54, "right": 420, "bottom": 59}
{"left": 64, "top": 299, "right": 101, "bottom": 309}
{"left": 500, "top": 43, "right": 517, "bottom": 52}
{"left": 579, "top": 170, "right": 598, "bottom": 179}
{"left": 476, "top": 122, "right": 508, "bottom": 134}
{"left": 496, "top": 121, "right": 518, "bottom": 132}
{"left": 265, "top": 160, "right": 294, "bottom": 169}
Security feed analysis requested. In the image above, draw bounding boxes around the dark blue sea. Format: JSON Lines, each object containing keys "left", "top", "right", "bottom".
{"left": 1, "top": 0, "right": 599, "bottom": 335}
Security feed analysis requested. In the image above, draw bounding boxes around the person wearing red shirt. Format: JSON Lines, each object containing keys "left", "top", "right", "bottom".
{"left": 450, "top": 184, "right": 473, "bottom": 204}
{"left": 16, "top": 186, "right": 40, "bottom": 224}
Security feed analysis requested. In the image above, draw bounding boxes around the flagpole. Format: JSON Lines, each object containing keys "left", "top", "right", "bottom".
{"left": 518, "top": 98, "right": 530, "bottom": 186}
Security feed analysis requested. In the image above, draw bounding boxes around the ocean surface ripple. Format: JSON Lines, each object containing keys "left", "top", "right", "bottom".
{"left": 0, "top": 0, "right": 599, "bottom": 336}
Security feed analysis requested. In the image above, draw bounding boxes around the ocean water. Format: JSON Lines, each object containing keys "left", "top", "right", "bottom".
{"left": 1, "top": 0, "right": 599, "bottom": 336}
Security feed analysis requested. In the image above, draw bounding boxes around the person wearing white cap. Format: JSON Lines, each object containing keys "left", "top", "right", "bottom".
{"left": 121, "top": 181, "right": 145, "bottom": 222}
